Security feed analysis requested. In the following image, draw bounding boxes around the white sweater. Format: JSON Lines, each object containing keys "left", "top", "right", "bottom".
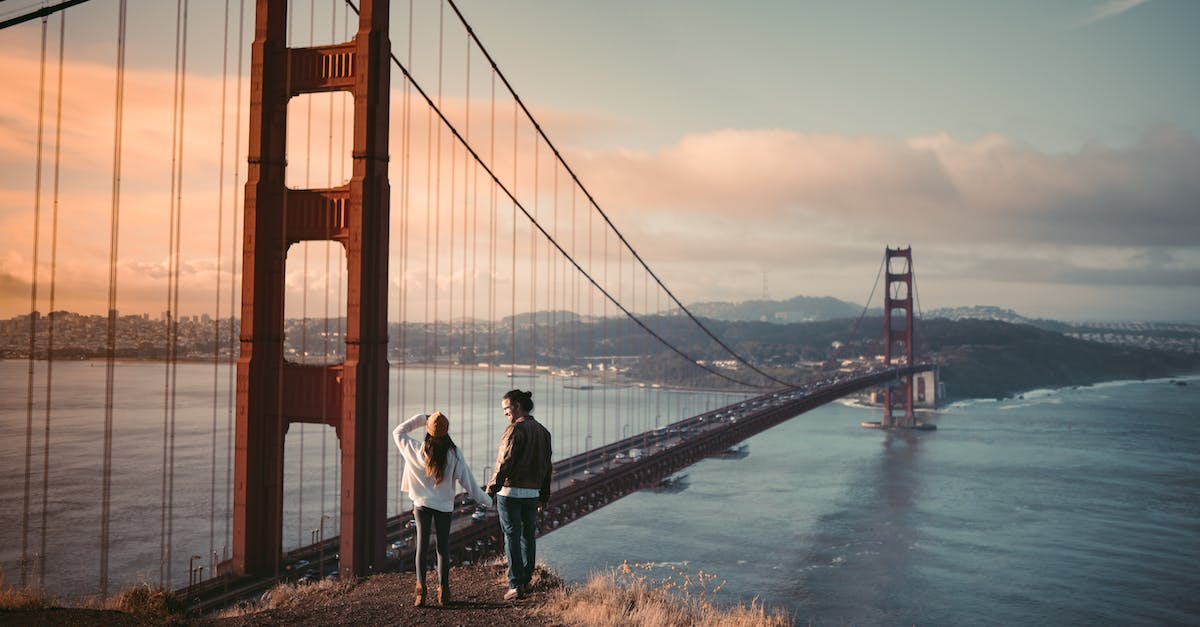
{"left": 392, "top": 413, "right": 491, "bottom": 513}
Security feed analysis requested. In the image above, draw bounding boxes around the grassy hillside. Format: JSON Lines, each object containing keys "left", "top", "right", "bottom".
{"left": 918, "top": 319, "right": 1199, "bottom": 400}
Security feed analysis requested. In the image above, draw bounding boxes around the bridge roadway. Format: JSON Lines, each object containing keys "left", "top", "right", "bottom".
{"left": 183, "top": 364, "right": 932, "bottom": 611}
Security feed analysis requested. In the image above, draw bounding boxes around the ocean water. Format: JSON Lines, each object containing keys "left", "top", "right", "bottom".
{"left": 539, "top": 376, "right": 1200, "bottom": 625}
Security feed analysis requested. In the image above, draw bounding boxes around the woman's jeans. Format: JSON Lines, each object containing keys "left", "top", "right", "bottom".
{"left": 497, "top": 495, "right": 539, "bottom": 589}
{"left": 414, "top": 506, "right": 451, "bottom": 587}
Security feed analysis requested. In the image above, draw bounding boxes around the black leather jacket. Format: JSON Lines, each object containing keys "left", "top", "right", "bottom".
{"left": 488, "top": 416, "right": 553, "bottom": 503}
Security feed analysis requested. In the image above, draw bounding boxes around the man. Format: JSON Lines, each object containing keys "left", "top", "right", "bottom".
{"left": 485, "top": 389, "right": 552, "bottom": 600}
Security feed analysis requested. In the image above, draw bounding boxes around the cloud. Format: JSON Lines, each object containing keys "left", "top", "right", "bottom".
{"left": 2, "top": 28, "right": 1196, "bottom": 321}
{"left": 565, "top": 125, "right": 1200, "bottom": 251}
{"left": 1080, "top": 0, "right": 1152, "bottom": 25}
{"left": 1, "top": 269, "right": 31, "bottom": 303}
{"left": 954, "top": 251, "right": 1200, "bottom": 288}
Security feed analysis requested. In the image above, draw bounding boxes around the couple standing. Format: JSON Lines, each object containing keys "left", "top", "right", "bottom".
{"left": 391, "top": 389, "right": 552, "bottom": 606}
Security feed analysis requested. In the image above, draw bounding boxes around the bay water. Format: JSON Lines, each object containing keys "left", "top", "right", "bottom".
{"left": 2, "top": 359, "right": 1197, "bottom": 624}
{"left": 541, "top": 375, "right": 1200, "bottom": 625}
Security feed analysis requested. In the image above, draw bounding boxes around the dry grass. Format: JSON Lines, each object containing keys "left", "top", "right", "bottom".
{"left": 0, "top": 568, "right": 54, "bottom": 611}
{"left": 98, "top": 583, "right": 188, "bottom": 618}
{"left": 213, "top": 576, "right": 352, "bottom": 618}
{"left": 1, "top": 572, "right": 188, "bottom": 622}
{"left": 537, "top": 561, "right": 791, "bottom": 627}
{"left": 0, "top": 586, "right": 55, "bottom": 611}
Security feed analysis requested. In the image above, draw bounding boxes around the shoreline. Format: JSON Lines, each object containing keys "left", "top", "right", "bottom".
{"left": 943, "top": 373, "right": 1198, "bottom": 409}
{"left": 5, "top": 357, "right": 1197, "bottom": 403}
{"left": 3, "top": 357, "right": 747, "bottom": 395}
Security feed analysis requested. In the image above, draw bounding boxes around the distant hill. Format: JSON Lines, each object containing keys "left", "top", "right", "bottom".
{"left": 623, "top": 315, "right": 1200, "bottom": 401}
{"left": 924, "top": 304, "right": 1034, "bottom": 324}
{"left": 683, "top": 295, "right": 868, "bottom": 323}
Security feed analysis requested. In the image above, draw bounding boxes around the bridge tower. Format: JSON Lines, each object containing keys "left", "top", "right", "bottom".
{"left": 233, "top": 0, "right": 390, "bottom": 579}
{"left": 882, "top": 246, "right": 915, "bottom": 427}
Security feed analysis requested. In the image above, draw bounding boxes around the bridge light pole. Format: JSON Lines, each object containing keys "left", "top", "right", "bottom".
{"left": 188, "top": 554, "right": 203, "bottom": 591}
{"left": 319, "top": 513, "right": 331, "bottom": 578}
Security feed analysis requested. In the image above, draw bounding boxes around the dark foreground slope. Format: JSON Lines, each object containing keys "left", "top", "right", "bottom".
{"left": 1, "top": 564, "right": 554, "bottom": 627}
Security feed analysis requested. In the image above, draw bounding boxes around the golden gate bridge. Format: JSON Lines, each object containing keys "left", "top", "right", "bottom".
{"left": 1, "top": 0, "right": 935, "bottom": 607}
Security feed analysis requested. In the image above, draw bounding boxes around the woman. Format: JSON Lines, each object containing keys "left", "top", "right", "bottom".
{"left": 393, "top": 411, "right": 491, "bottom": 607}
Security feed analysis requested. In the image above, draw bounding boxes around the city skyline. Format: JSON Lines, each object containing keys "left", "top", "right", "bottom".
{"left": 1, "top": 0, "right": 1197, "bottom": 323}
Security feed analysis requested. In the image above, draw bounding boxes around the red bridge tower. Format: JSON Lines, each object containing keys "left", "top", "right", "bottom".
{"left": 882, "top": 246, "right": 916, "bottom": 428}
{"left": 233, "top": 0, "right": 391, "bottom": 579}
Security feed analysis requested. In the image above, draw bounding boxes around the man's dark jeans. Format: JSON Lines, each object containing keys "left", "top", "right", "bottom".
{"left": 496, "top": 495, "right": 539, "bottom": 589}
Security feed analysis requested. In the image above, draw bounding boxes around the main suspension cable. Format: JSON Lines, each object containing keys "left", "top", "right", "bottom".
{"left": 442, "top": 0, "right": 792, "bottom": 389}
{"left": 342, "top": 0, "right": 768, "bottom": 390}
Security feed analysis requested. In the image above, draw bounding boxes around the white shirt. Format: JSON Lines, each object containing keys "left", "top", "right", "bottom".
{"left": 392, "top": 413, "right": 491, "bottom": 513}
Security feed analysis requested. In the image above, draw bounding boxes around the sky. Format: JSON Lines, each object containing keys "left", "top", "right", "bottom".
{"left": 1, "top": 0, "right": 1198, "bottom": 323}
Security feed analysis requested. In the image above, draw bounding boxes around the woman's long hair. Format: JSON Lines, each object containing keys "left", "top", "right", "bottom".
{"left": 423, "top": 434, "right": 458, "bottom": 486}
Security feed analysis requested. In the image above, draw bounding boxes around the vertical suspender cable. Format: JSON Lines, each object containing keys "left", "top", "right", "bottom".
{"left": 530, "top": 139, "right": 537, "bottom": 391}
{"left": 335, "top": 0, "right": 349, "bottom": 528}
{"left": 21, "top": 12, "right": 49, "bottom": 591}
{"left": 487, "top": 69, "right": 496, "bottom": 461}
{"left": 395, "top": 0, "right": 413, "bottom": 514}
{"left": 658, "top": 288, "right": 664, "bottom": 431}
{"left": 461, "top": 38, "right": 471, "bottom": 451}
{"left": 433, "top": 0, "right": 445, "bottom": 408}
{"left": 101, "top": 0, "right": 128, "bottom": 600}
{"left": 446, "top": 70, "right": 457, "bottom": 410}
{"left": 39, "top": 12, "right": 67, "bottom": 591}
{"left": 423, "top": 70, "right": 433, "bottom": 406}
{"left": 468, "top": 97, "right": 479, "bottom": 464}
{"left": 602, "top": 227, "right": 608, "bottom": 445}
{"left": 294, "top": 0, "right": 319, "bottom": 551}
{"left": 510, "top": 97, "right": 518, "bottom": 379}
{"left": 615, "top": 238, "right": 622, "bottom": 440}
{"left": 320, "top": 0, "right": 337, "bottom": 555}
{"left": 173, "top": 0, "right": 190, "bottom": 586}
{"left": 226, "top": 0, "right": 247, "bottom": 567}
{"left": 161, "top": 0, "right": 183, "bottom": 587}
{"left": 571, "top": 185, "right": 578, "bottom": 454}
{"left": 586, "top": 196, "right": 593, "bottom": 465}
{"left": 164, "top": 0, "right": 190, "bottom": 589}
{"left": 210, "top": 0, "right": 233, "bottom": 575}
{"left": 550, "top": 163, "right": 558, "bottom": 443}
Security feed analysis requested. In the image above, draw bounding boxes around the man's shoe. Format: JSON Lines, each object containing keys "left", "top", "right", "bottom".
{"left": 503, "top": 587, "right": 522, "bottom": 601}
{"left": 414, "top": 580, "right": 425, "bottom": 606}
{"left": 437, "top": 585, "right": 448, "bottom": 606}
{"left": 520, "top": 582, "right": 531, "bottom": 596}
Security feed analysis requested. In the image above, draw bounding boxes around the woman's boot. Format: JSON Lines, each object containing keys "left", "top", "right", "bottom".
{"left": 414, "top": 576, "right": 425, "bottom": 606}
